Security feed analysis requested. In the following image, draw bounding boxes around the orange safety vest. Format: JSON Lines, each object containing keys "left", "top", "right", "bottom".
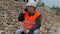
{"left": 24, "top": 11, "right": 41, "bottom": 31}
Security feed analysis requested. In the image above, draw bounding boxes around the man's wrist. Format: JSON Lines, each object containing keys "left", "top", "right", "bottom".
{"left": 26, "top": 30, "right": 30, "bottom": 32}
{"left": 24, "top": 30, "right": 30, "bottom": 34}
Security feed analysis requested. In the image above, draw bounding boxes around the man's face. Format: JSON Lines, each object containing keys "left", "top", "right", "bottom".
{"left": 27, "top": 6, "right": 35, "bottom": 13}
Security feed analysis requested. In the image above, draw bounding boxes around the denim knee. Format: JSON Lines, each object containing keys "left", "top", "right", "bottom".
{"left": 33, "top": 30, "right": 40, "bottom": 34}
{"left": 15, "top": 30, "right": 21, "bottom": 34}
{"left": 15, "top": 28, "right": 24, "bottom": 34}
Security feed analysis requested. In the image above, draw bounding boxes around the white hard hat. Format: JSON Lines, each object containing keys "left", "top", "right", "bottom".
{"left": 26, "top": 0, "right": 37, "bottom": 7}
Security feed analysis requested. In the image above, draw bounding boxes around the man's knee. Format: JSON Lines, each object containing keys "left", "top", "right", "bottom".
{"left": 15, "top": 28, "right": 24, "bottom": 34}
{"left": 33, "top": 30, "right": 40, "bottom": 34}
{"left": 15, "top": 30, "right": 21, "bottom": 34}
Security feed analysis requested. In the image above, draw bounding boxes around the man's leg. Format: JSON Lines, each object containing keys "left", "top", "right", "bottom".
{"left": 33, "top": 30, "right": 40, "bottom": 34}
{"left": 15, "top": 28, "right": 24, "bottom": 34}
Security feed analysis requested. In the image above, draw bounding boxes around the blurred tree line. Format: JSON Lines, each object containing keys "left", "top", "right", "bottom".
{"left": 52, "top": 5, "right": 60, "bottom": 12}
{"left": 51, "top": 5, "right": 60, "bottom": 15}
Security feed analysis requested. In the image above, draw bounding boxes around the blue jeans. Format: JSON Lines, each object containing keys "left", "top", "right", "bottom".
{"left": 15, "top": 28, "right": 40, "bottom": 34}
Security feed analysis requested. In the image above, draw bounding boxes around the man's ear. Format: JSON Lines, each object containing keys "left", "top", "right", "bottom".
{"left": 34, "top": 7, "right": 36, "bottom": 10}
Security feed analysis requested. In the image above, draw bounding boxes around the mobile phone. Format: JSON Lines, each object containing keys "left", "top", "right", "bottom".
{"left": 24, "top": 8, "right": 27, "bottom": 12}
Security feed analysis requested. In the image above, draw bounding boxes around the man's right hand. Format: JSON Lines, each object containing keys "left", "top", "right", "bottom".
{"left": 24, "top": 30, "right": 30, "bottom": 34}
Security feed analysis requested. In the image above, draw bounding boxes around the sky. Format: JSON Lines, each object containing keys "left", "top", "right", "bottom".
{"left": 41, "top": 0, "right": 60, "bottom": 7}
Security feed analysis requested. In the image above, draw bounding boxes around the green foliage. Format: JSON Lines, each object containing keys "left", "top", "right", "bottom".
{"left": 41, "top": 2, "right": 45, "bottom": 7}
{"left": 52, "top": 5, "right": 56, "bottom": 9}
{"left": 56, "top": 8, "right": 60, "bottom": 12}
{"left": 36, "top": 0, "right": 41, "bottom": 7}
{"left": 23, "top": 0, "right": 25, "bottom": 2}
{"left": 36, "top": 0, "right": 45, "bottom": 7}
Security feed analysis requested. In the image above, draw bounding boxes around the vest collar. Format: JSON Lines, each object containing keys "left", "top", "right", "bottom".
{"left": 28, "top": 11, "right": 36, "bottom": 16}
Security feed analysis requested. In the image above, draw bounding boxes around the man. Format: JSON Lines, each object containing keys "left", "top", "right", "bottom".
{"left": 15, "top": 0, "right": 42, "bottom": 34}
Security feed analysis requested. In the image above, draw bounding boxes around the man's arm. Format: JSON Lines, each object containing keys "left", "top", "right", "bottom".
{"left": 18, "top": 13, "right": 24, "bottom": 22}
{"left": 29, "top": 14, "right": 42, "bottom": 33}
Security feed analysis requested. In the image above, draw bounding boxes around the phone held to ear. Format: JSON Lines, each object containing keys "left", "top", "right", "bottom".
{"left": 24, "top": 8, "right": 27, "bottom": 12}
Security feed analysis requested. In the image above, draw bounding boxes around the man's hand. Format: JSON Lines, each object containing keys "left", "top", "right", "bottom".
{"left": 20, "top": 9, "right": 26, "bottom": 14}
{"left": 24, "top": 30, "right": 30, "bottom": 34}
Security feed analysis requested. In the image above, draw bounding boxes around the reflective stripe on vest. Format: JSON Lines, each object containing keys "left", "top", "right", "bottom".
{"left": 23, "top": 20, "right": 35, "bottom": 24}
{"left": 23, "top": 20, "right": 35, "bottom": 29}
{"left": 24, "top": 26, "right": 31, "bottom": 29}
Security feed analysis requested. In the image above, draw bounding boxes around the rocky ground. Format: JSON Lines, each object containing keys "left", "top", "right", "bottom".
{"left": 39, "top": 8, "right": 60, "bottom": 34}
{"left": 0, "top": 0, "right": 60, "bottom": 34}
{"left": 0, "top": 0, "right": 23, "bottom": 34}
